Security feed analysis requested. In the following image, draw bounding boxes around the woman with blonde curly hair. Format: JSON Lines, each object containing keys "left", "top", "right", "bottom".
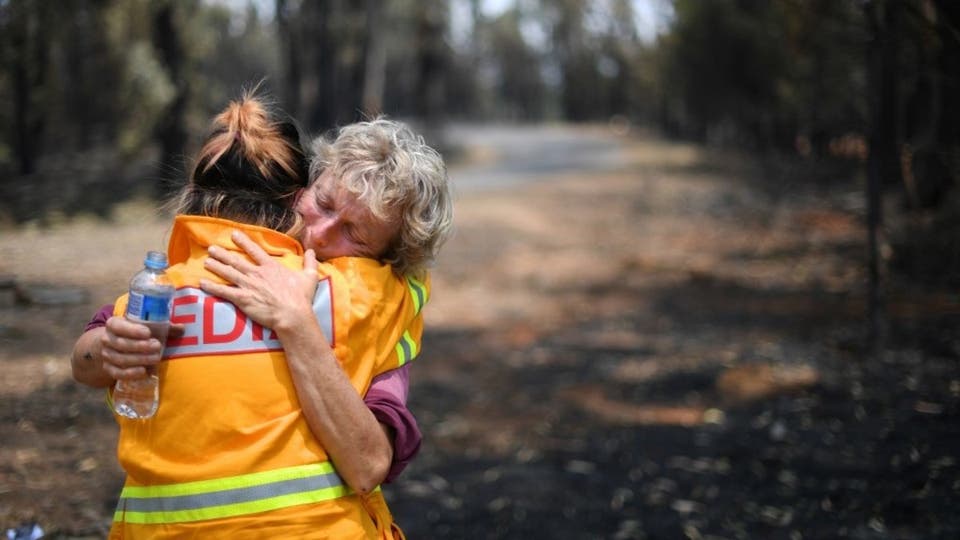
{"left": 300, "top": 117, "right": 453, "bottom": 277}
{"left": 201, "top": 115, "right": 454, "bottom": 505}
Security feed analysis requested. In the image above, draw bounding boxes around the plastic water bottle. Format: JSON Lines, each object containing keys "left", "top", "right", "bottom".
{"left": 113, "top": 251, "right": 175, "bottom": 419}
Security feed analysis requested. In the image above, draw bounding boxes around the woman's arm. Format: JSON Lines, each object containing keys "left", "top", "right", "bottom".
{"left": 200, "top": 231, "right": 394, "bottom": 494}
{"left": 271, "top": 298, "right": 395, "bottom": 494}
{"left": 76, "top": 295, "right": 422, "bottom": 484}
{"left": 71, "top": 325, "right": 113, "bottom": 388}
{"left": 366, "top": 365, "right": 422, "bottom": 482}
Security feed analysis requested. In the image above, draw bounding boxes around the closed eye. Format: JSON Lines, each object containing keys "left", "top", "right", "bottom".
{"left": 343, "top": 223, "right": 367, "bottom": 246}
{"left": 315, "top": 193, "right": 334, "bottom": 211}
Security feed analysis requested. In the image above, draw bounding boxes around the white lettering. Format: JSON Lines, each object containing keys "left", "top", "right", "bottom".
{"left": 163, "top": 285, "right": 334, "bottom": 359}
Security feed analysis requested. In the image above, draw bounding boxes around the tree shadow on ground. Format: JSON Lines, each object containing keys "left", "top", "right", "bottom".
{"left": 393, "top": 273, "right": 960, "bottom": 539}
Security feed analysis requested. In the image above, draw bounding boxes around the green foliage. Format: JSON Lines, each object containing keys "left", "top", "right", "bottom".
{"left": 659, "top": 0, "right": 871, "bottom": 153}
{"left": 487, "top": 7, "right": 547, "bottom": 120}
{"left": 116, "top": 41, "right": 176, "bottom": 155}
{"left": 192, "top": 2, "right": 281, "bottom": 116}
{"left": 0, "top": 0, "right": 957, "bottom": 220}
{"left": 664, "top": 1, "right": 790, "bottom": 145}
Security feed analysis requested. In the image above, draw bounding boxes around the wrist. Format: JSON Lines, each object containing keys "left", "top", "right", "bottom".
{"left": 272, "top": 303, "right": 317, "bottom": 335}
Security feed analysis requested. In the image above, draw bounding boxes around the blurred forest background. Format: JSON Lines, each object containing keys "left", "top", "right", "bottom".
{"left": 3, "top": 0, "right": 960, "bottom": 538}
{"left": 2, "top": 0, "right": 959, "bottom": 296}
{"left": 0, "top": 0, "right": 954, "bottom": 194}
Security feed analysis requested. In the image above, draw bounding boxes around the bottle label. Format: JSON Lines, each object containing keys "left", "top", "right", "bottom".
{"left": 127, "top": 292, "right": 171, "bottom": 322}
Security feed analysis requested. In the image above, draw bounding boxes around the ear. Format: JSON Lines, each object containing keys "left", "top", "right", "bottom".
{"left": 293, "top": 187, "right": 307, "bottom": 206}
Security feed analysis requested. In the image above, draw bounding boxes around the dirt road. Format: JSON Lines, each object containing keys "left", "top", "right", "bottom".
{"left": 1, "top": 125, "right": 958, "bottom": 539}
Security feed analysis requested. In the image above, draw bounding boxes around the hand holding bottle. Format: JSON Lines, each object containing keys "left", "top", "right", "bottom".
{"left": 113, "top": 251, "right": 175, "bottom": 419}
{"left": 99, "top": 316, "right": 167, "bottom": 379}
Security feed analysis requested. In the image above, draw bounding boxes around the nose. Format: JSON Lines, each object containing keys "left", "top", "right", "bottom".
{"left": 309, "top": 216, "right": 338, "bottom": 248}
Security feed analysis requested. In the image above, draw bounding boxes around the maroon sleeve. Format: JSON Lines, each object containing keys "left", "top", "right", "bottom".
{"left": 364, "top": 364, "right": 422, "bottom": 483}
{"left": 84, "top": 304, "right": 115, "bottom": 332}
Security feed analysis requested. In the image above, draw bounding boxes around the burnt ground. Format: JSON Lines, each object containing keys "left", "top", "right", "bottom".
{"left": 1, "top": 127, "right": 959, "bottom": 539}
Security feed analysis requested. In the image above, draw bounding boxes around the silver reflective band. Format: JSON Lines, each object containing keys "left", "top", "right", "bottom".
{"left": 113, "top": 463, "right": 357, "bottom": 524}
{"left": 118, "top": 470, "right": 345, "bottom": 513}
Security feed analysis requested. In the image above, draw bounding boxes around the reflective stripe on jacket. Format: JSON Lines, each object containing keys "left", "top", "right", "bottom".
{"left": 114, "top": 462, "right": 348, "bottom": 524}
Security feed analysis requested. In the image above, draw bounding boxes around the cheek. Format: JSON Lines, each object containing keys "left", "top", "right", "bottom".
{"left": 294, "top": 197, "right": 312, "bottom": 217}
{"left": 378, "top": 224, "right": 401, "bottom": 253}
{"left": 300, "top": 189, "right": 332, "bottom": 216}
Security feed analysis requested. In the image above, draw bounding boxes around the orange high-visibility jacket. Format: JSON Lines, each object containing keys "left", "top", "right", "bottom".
{"left": 108, "top": 215, "right": 427, "bottom": 539}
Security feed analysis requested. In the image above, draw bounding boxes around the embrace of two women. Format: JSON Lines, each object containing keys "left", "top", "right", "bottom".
{"left": 70, "top": 91, "right": 453, "bottom": 539}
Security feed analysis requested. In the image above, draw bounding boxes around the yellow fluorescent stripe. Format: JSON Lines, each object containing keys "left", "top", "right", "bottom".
{"left": 405, "top": 332, "right": 419, "bottom": 357}
{"left": 395, "top": 341, "right": 407, "bottom": 366}
{"left": 407, "top": 276, "right": 425, "bottom": 295}
{"left": 120, "top": 462, "right": 337, "bottom": 498}
{"left": 115, "top": 485, "right": 351, "bottom": 524}
{"left": 406, "top": 277, "right": 427, "bottom": 313}
{"left": 395, "top": 331, "right": 419, "bottom": 366}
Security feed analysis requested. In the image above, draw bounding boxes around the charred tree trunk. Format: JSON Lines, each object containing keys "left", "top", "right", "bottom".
{"left": 11, "top": 23, "right": 36, "bottom": 176}
{"left": 303, "top": 0, "right": 338, "bottom": 131}
{"left": 297, "top": 0, "right": 368, "bottom": 131}
{"left": 414, "top": 4, "right": 446, "bottom": 134}
{"left": 865, "top": 0, "right": 902, "bottom": 354}
{"left": 9, "top": 1, "right": 49, "bottom": 176}
{"left": 361, "top": 0, "right": 386, "bottom": 117}
{"left": 276, "top": 0, "right": 303, "bottom": 120}
{"left": 933, "top": 0, "right": 960, "bottom": 199}
{"left": 152, "top": 1, "right": 189, "bottom": 198}
{"left": 554, "top": 0, "right": 595, "bottom": 122}
{"left": 902, "top": 0, "right": 959, "bottom": 208}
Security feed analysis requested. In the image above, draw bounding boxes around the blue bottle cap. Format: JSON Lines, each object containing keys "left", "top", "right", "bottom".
{"left": 144, "top": 251, "right": 169, "bottom": 270}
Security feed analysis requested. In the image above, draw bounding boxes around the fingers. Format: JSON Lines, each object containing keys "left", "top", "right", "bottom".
{"left": 198, "top": 279, "right": 243, "bottom": 305}
{"left": 231, "top": 230, "right": 273, "bottom": 265}
{"left": 101, "top": 319, "right": 163, "bottom": 380}
{"left": 207, "top": 232, "right": 285, "bottom": 284}
{"left": 207, "top": 244, "right": 256, "bottom": 275}
{"left": 103, "top": 320, "right": 163, "bottom": 354}
{"left": 168, "top": 323, "right": 186, "bottom": 340}
{"left": 203, "top": 256, "right": 248, "bottom": 286}
{"left": 101, "top": 351, "right": 153, "bottom": 380}
{"left": 105, "top": 316, "right": 152, "bottom": 340}
{"left": 303, "top": 249, "right": 318, "bottom": 276}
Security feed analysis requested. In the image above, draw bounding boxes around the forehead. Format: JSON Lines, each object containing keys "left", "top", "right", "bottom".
{"left": 313, "top": 169, "right": 340, "bottom": 192}
{"left": 315, "top": 171, "right": 386, "bottom": 223}
{"left": 315, "top": 172, "right": 361, "bottom": 206}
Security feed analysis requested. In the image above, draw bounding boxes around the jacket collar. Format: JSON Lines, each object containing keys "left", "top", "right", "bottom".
{"left": 167, "top": 215, "right": 303, "bottom": 265}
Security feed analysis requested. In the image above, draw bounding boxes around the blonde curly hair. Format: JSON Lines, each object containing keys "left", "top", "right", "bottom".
{"left": 309, "top": 118, "right": 453, "bottom": 277}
